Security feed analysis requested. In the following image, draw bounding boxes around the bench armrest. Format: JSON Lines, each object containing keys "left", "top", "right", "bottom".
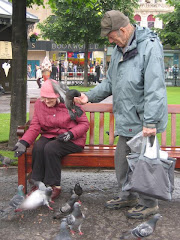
{"left": 17, "top": 120, "right": 30, "bottom": 137}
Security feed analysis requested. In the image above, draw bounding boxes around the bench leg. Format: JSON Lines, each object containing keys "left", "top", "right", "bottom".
{"left": 18, "top": 154, "right": 27, "bottom": 194}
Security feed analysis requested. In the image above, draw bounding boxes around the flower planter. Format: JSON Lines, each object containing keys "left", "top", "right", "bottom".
{"left": 30, "top": 37, "right": 37, "bottom": 43}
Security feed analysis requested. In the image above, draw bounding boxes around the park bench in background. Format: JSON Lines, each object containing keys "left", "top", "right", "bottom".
{"left": 17, "top": 98, "right": 180, "bottom": 193}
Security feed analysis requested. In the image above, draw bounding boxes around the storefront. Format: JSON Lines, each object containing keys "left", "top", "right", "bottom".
{"left": 164, "top": 49, "right": 180, "bottom": 81}
{"left": 28, "top": 41, "right": 105, "bottom": 75}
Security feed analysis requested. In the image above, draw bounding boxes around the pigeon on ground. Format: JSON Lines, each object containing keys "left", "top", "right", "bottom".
{"left": 16, "top": 186, "right": 53, "bottom": 211}
{"left": 66, "top": 202, "right": 85, "bottom": 235}
{"left": 0, "top": 154, "right": 15, "bottom": 168}
{"left": 0, "top": 185, "right": 25, "bottom": 219}
{"left": 51, "top": 81, "right": 83, "bottom": 120}
{"left": 54, "top": 218, "right": 72, "bottom": 240}
{"left": 53, "top": 193, "right": 79, "bottom": 219}
{"left": 119, "top": 214, "right": 162, "bottom": 239}
{"left": 72, "top": 183, "right": 83, "bottom": 197}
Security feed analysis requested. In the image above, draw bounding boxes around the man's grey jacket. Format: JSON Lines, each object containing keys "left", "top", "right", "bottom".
{"left": 86, "top": 25, "right": 168, "bottom": 137}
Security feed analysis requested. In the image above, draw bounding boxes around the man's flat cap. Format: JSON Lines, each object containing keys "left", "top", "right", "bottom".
{"left": 101, "top": 10, "right": 130, "bottom": 37}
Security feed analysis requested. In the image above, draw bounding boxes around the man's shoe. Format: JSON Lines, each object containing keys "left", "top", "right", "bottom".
{"left": 51, "top": 186, "right": 61, "bottom": 201}
{"left": 127, "top": 204, "right": 159, "bottom": 219}
{"left": 105, "top": 197, "right": 138, "bottom": 210}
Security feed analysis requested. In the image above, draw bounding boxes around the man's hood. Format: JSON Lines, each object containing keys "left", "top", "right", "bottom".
{"left": 125, "top": 25, "right": 159, "bottom": 52}
{"left": 136, "top": 25, "right": 158, "bottom": 43}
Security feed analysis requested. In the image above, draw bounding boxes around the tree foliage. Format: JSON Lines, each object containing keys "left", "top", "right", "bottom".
{"left": 156, "top": 0, "right": 180, "bottom": 48}
{"left": 39, "top": 0, "right": 138, "bottom": 44}
{"left": 38, "top": 0, "right": 138, "bottom": 85}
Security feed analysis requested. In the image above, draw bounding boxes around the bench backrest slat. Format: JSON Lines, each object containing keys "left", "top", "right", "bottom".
{"left": 161, "top": 131, "right": 167, "bottom": 147}
{"left": 171, "top": 114, "right": 176, "bottom": 147}
{"left": 89, "top": 112, "right": 95, "bottom": 145}
{"left": 109, "top": 113, "right": 115, "bottom": 145}
{"left": 99, "top": 113, "right": 104, "bottom": 145}
{"left": 161, "top": 105, "right": 180, "bottom": 147}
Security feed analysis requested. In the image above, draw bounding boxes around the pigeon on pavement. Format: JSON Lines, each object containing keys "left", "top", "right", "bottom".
{"left": 119, "top": 214, "right": 162, "bottom": 239}
{"left": 0, "top": 185, "right": 25, "bottom": 219}
{"left": 17, "top": 186, "right": 53, "bottom": 211}
{"left": 0, "top": 154, "right": 15, "bottom": 168}
{"left": 66, "top": 202, "right": 85, "bottom": 235}
{"left": 51, "top": 81, "right": 83, "bottom": 120}
{"left": 53, "top": 193, "right": 79, "bottom": 219}
{"left": 72, "top": 183, "right": 83, "bottom": 197}
{"left": 54, "top": 218, "right": 72, "bottom": 240}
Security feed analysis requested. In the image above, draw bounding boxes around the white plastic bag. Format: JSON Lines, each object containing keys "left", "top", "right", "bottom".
{"left": 144, "top": 136, "right": 168, "bottom": 160}
{"left": 144, "top": 136, "right": 157, "bottom": 159}
{"left": 126, "top": 131, "right": 143, "bottom": 153}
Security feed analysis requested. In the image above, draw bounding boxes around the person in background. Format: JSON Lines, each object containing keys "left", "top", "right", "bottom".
{"left": 13, "top": 79, "right": 89, "bottom": 201}
{"left": 74, "top": 10, "right": 168, "bottom": 219}
{"left": 36, "top": 66, "right": 42, "bottom": 88}
{"left": 40, "top": 56, "right": 53, "bottom": 83}
{"left": 95, "top": 62, "right": 101, "bottom": 83}
{"left": 27, "top": 64, "right": 32, "bottom": 79}
{"left": 73, "top": 64, "right": 77, "bottom": 72}
{"left": 51, "top": 62, "right": 58, "bottom": 80}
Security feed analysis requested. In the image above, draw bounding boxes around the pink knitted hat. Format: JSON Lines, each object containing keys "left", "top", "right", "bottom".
{"left": 40, "top": 80, "right": 60, "bottom": 98}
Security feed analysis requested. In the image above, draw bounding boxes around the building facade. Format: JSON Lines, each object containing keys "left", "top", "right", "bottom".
{"left": 27, "top": 0, "right": 179, "bottom": 84}
{"left": 134, "top": 0, "right": 179, "bottom": 85}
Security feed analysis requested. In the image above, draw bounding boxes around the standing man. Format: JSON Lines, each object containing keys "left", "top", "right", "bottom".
{"left": 51, "top": 62, "right": 58, "bottom": 80}
{"left": 74, "top": 10, "right": 168, "bottom": 219}
{"left": 36, "top": 66, "right": 42, "bottom": 88}
{"left": 95, "top": 62, "right": 101, "bottom": 83}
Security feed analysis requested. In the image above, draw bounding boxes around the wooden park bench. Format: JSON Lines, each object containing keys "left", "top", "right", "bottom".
{"left": 17, "top": 99, "right": 180, "bottom": 193}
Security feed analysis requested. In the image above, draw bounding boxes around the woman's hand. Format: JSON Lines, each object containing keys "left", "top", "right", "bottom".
{"left": 13, "top": 142, "right": 27, "bottom": 157}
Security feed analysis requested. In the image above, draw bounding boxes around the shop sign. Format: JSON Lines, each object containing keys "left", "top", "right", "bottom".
{"left": 52, "top": 43, "right": 104, "bottom": 51}
{"left": 0, "top": 41, "right": 12, "bottom": 59}
{"left": 28, "top": 40, "right": 104, "bottom": 51}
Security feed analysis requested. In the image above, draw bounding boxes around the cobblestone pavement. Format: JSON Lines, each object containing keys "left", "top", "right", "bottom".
{"left": 0, "top": 167, "right": 180, "bottom": 240}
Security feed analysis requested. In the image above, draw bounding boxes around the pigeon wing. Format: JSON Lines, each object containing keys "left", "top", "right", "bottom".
{"left": 9, "top": 195, "right": 24, "bottom": 209}
{"left": 66, "top": 214, "right": 75, "bottom": 226}
{"left": 132, "top": 223, "right": 153, "bottom": 238}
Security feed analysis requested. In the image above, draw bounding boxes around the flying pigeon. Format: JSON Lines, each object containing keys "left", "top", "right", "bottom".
{"left": 53, "top": 193, "right": 79, "bottom": 219}
{"left": 119, "top": 214, "right": 162, "bottom": 239}
{"left": 0, "top": 185, "right": 25, "bottom": 219}
{"left": 16, "top": 186, "right": 53, "bottom": 211}
{"left": 66, "top": 202, "right": 85, "bottom": 235}
{"left": 29, "top": 179, "right": 47, "bottom": 191}
{"left": 51, "top": 81, "right": 83, "bottom": 120}
{"left": 54, "top": 218, "right": 72, "bottom": 240}
{"left": 0, "top": 154, "right": 15, "bottom": 168}
{"left": 72, "top": 183, "right": 83, "bottom": 197}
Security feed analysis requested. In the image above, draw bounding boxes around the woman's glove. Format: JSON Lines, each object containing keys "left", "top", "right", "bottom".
{"left": 12, "top": 141, "right": 27, "bottom": 157}
{"left": 57, "top": 131, "right": 74, "bottom": 142}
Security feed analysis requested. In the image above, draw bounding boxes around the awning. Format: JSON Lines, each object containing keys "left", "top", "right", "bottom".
{"left": 0, "top": 0, "right": 39, "bottom": 23}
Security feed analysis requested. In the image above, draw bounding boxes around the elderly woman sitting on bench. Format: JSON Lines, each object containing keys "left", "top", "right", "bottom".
{"left": 13, "top": 58, "right": 89, "bottom": 200}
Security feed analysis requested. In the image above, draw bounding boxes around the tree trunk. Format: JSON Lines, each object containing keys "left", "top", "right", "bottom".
{"left": 83, "top": 41, "right": 89, "bottom": 87}
{"left": 8, "top": 0, "right": 27, "bottom": 148}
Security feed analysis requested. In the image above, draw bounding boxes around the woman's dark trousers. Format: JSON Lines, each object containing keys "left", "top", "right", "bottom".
{"left": 31, "top": 136, "right": 82, "bottom": 186}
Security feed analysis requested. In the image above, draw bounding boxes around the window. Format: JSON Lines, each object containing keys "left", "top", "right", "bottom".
{"left": 134, "top": 14, "right": 141, "bottom": 26}
{"left": 147, "top": 15, "right": 155, "bottom": 28}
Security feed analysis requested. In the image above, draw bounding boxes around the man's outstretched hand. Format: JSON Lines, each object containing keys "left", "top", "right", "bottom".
{"left": 74, "top": 93, "right": 88, "bottom": 105}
